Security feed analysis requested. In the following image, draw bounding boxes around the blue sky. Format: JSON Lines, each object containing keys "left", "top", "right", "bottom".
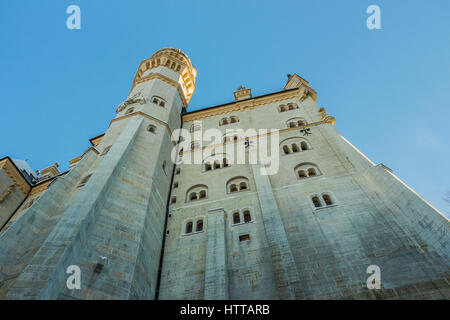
{"left": 1, "top": 0, "right": 449, "bottom": 215}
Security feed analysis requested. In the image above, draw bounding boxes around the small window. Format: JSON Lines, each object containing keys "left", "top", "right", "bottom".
{"left": 101, "top": 145, "right": 112, "bottom": 156}
{"left": 196, "top": 220, "right": 203, "bottom": 232}
{"left": 283, "top": 146, "right": 290, "bottom": 154}
{"left": 292, "top": 144, "right": 299, "bottom": 153}
{"left": 239, "top": 182, "right": 247, "bottom": 191}
{"left": 186, "top": 222, "right": 193, "bottom": 234}
{"left": 323, "top": 194, "right": 333, "bottom": 206}
{"left": 189, "top": 192, "right": 197, "bottom": 201}
{"left": 173, "top": 182, "right": 178, "bottom": 188}
{"left": 171, "top": 196, "right": 176, "bottom": 204}
{"left": 198, "top": 190, "right": 206, "bottom": 199}
{"left": 233, "top": 212, "right": 240, "bottom": 224}
{"left": 175, "top": 168, "right": 180, "bottom": 175}
{"left": 162, "top": 161, "right": 167, "bottom": 176}
{"left": 308, "top": 168, "right": 317, "bottom": 177}
{"left": 243, "top": 210, "right": 251, "bottom": 223}
{"left": 223, "top": 158, "right": 229, "bottom": 167}
{"left": 312, "top": 196, "right": 322, "bottom": 208}
{"left": 300, "top": 141, "right": 308, "bottom": 151}
{"left": 205, "top": 163, "right": 212, "bottom": 171}
{"left": 125, "top": 107, "right": 134, "bottom": 114}
{"left": 239, "top": 234, "right": 250, "bottom": 242}
{"left": 147, "top": 124, "right": 157, "bottom": 133}
{"left": 230, "top": 184, "right": 238, "bottom": 193}
{"left": 298, "top": 170, "right": 307, "bottom": 179}
{"left": 159, "top": 101, "right": 165, "bottom": 107}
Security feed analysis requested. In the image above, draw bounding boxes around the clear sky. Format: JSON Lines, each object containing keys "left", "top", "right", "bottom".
{"left": 1, "top": 0, "right": 449, "bottom": 215}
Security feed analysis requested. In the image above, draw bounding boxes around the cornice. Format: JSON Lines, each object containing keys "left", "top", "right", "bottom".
{"left": 182, "top": 88, "right": 301, "bottom": 122}
{"left": 0, "top": 158, "right": 31, "bottom": 195}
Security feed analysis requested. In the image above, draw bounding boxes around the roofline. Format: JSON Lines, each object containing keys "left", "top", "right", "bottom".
{"left": 0, "top": 156, "right": 33, "bottom": 187}
{"left": 89, "top": 133, "right": 105, "bottom": 146}
{"left": 184, "top": 88, "right": 298, "bottom": 115}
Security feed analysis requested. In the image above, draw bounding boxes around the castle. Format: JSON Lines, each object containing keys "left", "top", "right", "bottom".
{"left": 0, "top": 48, "right": 448, "bottom": 300}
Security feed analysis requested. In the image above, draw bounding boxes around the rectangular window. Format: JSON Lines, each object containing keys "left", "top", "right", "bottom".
{"left": 239, "top": 234, "right": 250, "bottom": 242}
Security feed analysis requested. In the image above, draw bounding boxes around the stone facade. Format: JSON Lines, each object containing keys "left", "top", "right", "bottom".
{"left": 0, "top": 48, "right": 449, "bottom": 300}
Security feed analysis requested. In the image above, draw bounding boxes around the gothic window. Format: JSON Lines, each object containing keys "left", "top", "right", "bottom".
{"left": 185, "top": 222, "right": 193, "bottom": 234}
{"left": 295, "top": 163, "right": 321, "bottom": 180}
{"left": 147, "top": 124, "right": 157, "bottom": 133}
{"left": 227, "top": 177, "right": 250, "bottom": 194}
{"left": 100, "top": 145, "right": 112, "bottom": 156}
{"left": 243, "top": 210, "right": 251, "bottom": 223}
{"left": 233, "top": 212, "right": 240, "bottom": 224}
{"left": 196, "top": 220, "right": 203, "bottom": 232}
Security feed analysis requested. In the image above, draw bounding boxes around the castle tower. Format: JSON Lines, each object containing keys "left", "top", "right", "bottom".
{"left": 0, "top": 48, "right": 196, "bottom": 299}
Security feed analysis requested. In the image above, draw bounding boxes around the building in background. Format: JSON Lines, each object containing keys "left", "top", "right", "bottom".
{"left": 0, "top": 48, "right": 448, "bottom": 300}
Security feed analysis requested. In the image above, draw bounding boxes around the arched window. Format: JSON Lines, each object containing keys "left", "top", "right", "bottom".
{"left": 294, "top": 163, "right": 321, "bottom": 180}
{"left": 243, "top": 210, "right": 251, "bottom": 223}
{"left": 125, "top": 107, "right": 134, "bottom": 114}
{"left": 298, "top": 170, "right": 307, "bottom": 179}
{"left": 205, "top": 163, "right": 212, "bottom": 171}
{"left": 300, "top": 141, "right": 308, "bottom": 151}
{"left": 322, "top": 194, "right": 333, "bottom": 206}
{"left": 223, "top": 158, "right": 229, "bottom": 167}
{"left": 186, "top": 222, "right": 193, "bottom": 234}
{"left": 175, "top": 168, "right": 180, "bottom": 175}
{"left": 214, "top": 160, "right": 220, "bottom": 169}
{"left": 186, "top": 185, "right": 208, "bottom": 202}
{"left": 292, "top": 144, "right": 299, "bottom": 153}
{"left": 283, "top": 145, "right": 291, "bottom": 154}
{"left": 233, "top": 212, "right": 240, "bottom": 224}
{"left": 286, "top": 118, "right": 307, "bottom": 128}
{"left": 173, "top": 182, "right": 178, "bottom": 188}
{"left": 227, "top": 177, "right": 250, "bottom": 194}
{"left": 171, "top": 196, "right": 176, "bottom": 204}
{"left": 196, "top": 220, "right": 203, "bottom": 232}
{"left": 312, "top": 196, "right": 322, "bottom": 208}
